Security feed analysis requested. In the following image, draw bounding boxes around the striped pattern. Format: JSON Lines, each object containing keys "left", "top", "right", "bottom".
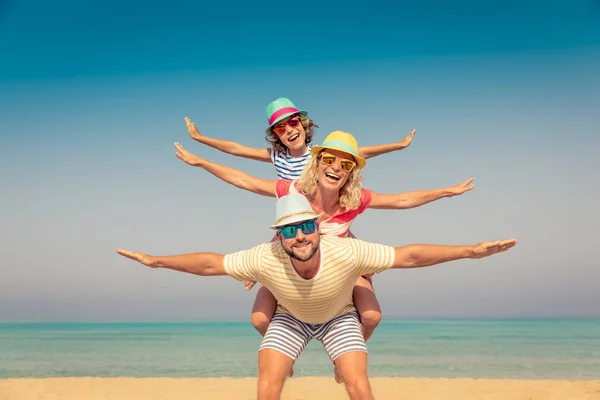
{"left": 260, "top": 312, "right": 367, "bottom": 361}
{"left": 269, "top": 145, "right": 312, "bottom": 180}
{"left": 223, "top": 235, "right": 395, "bottom": 324}
{"left": 275, "top": 180, "right": 373, "bottom": 237}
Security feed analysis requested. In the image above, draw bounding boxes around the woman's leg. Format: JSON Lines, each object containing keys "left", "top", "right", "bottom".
{"left": 251, "top": 285, "right": 278, "bottom": 337}
{"left": 352, "top": 275, "right": 382, "bottom": 342}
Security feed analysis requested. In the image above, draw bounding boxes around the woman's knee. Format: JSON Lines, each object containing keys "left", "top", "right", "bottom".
{"left": 360, "top": 309, "right": 382, "bottom": 330}
{"left": 251, "top": 312, "right": 272, "bottom": 333}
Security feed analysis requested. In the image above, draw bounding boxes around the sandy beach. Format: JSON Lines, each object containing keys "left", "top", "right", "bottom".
{"left": 1, "top": 377, "right": 600, "bottom": 400}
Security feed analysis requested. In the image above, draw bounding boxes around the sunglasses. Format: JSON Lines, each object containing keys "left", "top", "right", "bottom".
{"left": 272, "top": 116, "right": 301, "bottom": 135}
{"left": 277, "top": 220, "right": 317, "bottom": 239}
{"left": 320, "top": 152, "right": 356, "bottom": 173}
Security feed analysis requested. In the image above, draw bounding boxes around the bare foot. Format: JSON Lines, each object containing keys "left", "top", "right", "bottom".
{"left": 244, "top": 280, "right": 257, "bottom": 290}
{"left": 334, "top": 366, "right": 344, "bottom": 384}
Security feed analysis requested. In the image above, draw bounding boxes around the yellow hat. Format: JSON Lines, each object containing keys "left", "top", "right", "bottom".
{"left": 310, "top": 131, "right": 366, "bottom": 169}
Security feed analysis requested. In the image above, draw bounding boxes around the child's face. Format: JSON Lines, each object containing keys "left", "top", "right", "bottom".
{"left": 273, "top": 115, "right": 307, "bottom": 152}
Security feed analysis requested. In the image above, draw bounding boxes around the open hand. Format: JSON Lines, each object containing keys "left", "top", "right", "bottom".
{"left": 448, "top": 178, "right": 475, "bottom": 196}
{"left": 185, "top": 117, "right": 202, "bottom": 141}
{"left": 398, "top": 129, "right": 416, "bottom": 148}
{"left": 470, "top": 239, "right": 518, "bottom": 259}
{"left": 175, "top": 142, "right": 204, "bottom": 166}
{"left": 116, "top": 249, "right": 157, "bottom": 267}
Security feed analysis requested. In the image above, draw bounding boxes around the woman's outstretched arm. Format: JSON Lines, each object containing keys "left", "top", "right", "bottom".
{"left": 174, "top": 142, "right": 277, "bottom": 197}
{"left": 368, "top": 178, "right": 475, "bottom": 209}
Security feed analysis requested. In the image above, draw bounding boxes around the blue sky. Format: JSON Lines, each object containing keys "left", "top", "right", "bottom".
{"left": 1, "top": 0, "right": 599, "bottom": 321}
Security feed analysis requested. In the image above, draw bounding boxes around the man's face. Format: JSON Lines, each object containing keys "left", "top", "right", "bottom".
{"left": 277, "top": 219, "right": 320, "bottom": 262}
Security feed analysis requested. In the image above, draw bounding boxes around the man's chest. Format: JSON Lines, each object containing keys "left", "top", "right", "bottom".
{"left": 263, "top": 263, "right": 359, "bottom": 301}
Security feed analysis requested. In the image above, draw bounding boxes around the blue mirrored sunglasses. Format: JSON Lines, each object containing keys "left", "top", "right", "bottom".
{"left": 277, "top": 220, "right": 317, "bottom": 239}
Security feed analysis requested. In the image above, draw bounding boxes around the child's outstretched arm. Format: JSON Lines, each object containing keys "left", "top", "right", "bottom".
{"left": 368, "top": 178, "right": 474, "bottom": 210}
{"left": 174, "top": 142, "right": 277, "bottom": 198}
{"left": 185, "top": 117, "right": 272, "bottom": 163}
{"left": 358, "top": 129, "right": 416, "bottom": 159}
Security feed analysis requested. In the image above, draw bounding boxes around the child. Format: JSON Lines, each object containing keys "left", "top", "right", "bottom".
{"left": 185, "top": 97, "right": 415, "bottom": 181}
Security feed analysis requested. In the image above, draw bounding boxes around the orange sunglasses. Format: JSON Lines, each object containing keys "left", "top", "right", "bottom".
{"left": 320, "top": 152, "right": 356, "bottom": 172}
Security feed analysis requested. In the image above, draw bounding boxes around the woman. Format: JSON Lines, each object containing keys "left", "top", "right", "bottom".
{"left": 173, "top": 130, "right": 475, "bottom": 342}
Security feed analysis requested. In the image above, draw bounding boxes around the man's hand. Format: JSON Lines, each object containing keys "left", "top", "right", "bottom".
{"left": 398, "top": 129, "right": 416, "bottom": 148}
{"left": 448, "top": 178, "right": 475, "bottom": 196}
{"left": 175, "top": 142, "right": 204, "bottom": 166}
{"left": 116, "top": 249, "right": 158, "bottom": 267}
{"left": 469, "top": 239, "right": 518, "bottom": 259}
{"left": 185, "top": 117, "right": 202, "bottom": 141}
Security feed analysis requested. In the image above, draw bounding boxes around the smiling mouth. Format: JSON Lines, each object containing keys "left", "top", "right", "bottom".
{"left": 288, "top": 133, "right": 300, "bottom": 142}
{"left": 325, "top": 172, "right": 341, "bottom": 182}
{"left": 294, "top": 242, "right": 310, "bottom": 249}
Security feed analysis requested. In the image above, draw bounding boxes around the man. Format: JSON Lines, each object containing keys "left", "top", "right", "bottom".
{"left": 117, "top": 193, "right": 517, "bottom": 400}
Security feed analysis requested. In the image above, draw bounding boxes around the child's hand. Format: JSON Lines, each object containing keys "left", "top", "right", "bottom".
{"left": 185, "top": 117, "right": 202, "bottom": 141}
{"left": 398, "top": 129, "right": 416, "bottom": 148}
{"left": 175, "top": 142, "right": 204, "bottom": 167}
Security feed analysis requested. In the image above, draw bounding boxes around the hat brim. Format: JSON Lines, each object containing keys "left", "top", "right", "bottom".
{"left": 269, "top": 212, "right": 323, "bottom": 230}
{"left": 311, "top": 145, "right": 366, "bottom": 169}
{"left": 265, "top": 110, "right": 308, "bottom": 133}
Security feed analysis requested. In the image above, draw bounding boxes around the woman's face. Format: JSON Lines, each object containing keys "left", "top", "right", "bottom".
{"left": 316, "top": 149, "right": 357, "bottom": 191}
{"left": 272, "top": 114, "right": 306, "bottom": 152}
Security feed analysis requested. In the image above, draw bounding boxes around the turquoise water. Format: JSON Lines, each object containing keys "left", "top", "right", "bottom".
{"left": 2, "top": 319, "right": 599, "bottom": 379}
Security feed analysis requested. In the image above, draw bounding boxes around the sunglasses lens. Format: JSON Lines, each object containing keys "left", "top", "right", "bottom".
{"left": 340, "top": 161, "right": 354, "bottom": 172}
{"left": 321, "top": 156, "right": 335, "bottom": 165}
{"left": 280, "top": 220, "right": 317, "bottom": 239}
{"left": 321, "top": 153, "right": 354, "bottom": 172}
{"left": 273, "top": 117, "right": 300, "bottom": 135}
{"left": 280, "top": 226, "right": 297, "bottom": 239}
{"left": 301, "top": 220, "right": 316, "bottom": 234}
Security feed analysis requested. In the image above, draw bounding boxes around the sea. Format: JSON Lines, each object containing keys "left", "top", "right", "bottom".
{"left": 2, "top": 319, "right": 599, "bottom": 379}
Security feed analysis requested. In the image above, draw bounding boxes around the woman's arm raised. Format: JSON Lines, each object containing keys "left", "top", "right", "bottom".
{"left": 175, "top": 142, "right": 277, "bottom": 197}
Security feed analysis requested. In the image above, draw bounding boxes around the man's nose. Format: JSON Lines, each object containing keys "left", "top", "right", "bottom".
{"left": 295, "top": 229, "right": 306, "bottom": 240}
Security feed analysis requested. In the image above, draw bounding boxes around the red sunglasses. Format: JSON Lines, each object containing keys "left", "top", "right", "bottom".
{"left": 272, "top": 116, "right": 301, "bottom": 135}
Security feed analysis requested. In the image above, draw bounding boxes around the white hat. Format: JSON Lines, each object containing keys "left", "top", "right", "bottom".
{"left": 269, "top": 193, "right": 322, "bottom": 229}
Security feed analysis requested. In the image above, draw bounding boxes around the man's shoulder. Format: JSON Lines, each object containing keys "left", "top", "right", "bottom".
{"left": 226, "top": 242, "right": 275, "bottom": 259}
{"left": 224, "top": 241, "right": 288, "bottom": 271}
{"left": 256, "top": 241, "right": 290, "bottom": 262}
{"left": 320, "top": 234, "right": 354, "bottom": 248}
{"left": 320, "top": 235, "right": 389, "bottom": 253}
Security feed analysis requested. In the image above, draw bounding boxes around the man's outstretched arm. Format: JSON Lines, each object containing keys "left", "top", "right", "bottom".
{"left": 116, "top": 250, "right": 226, "bottom": 276}
{"left": 392, "top": 239, "right": 517, "bottom": 269}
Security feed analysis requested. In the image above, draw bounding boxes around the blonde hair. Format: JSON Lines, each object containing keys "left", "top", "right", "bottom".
{"left": 297, "top": 153, "right": 364, "bottom": 210}
{"left": 266, "top": 114, "right": 318, "bottom": 153}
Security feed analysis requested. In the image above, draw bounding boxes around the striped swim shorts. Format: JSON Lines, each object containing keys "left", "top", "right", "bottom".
{"left": 259, "top": 311, "right": 367, "bottom": 362}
